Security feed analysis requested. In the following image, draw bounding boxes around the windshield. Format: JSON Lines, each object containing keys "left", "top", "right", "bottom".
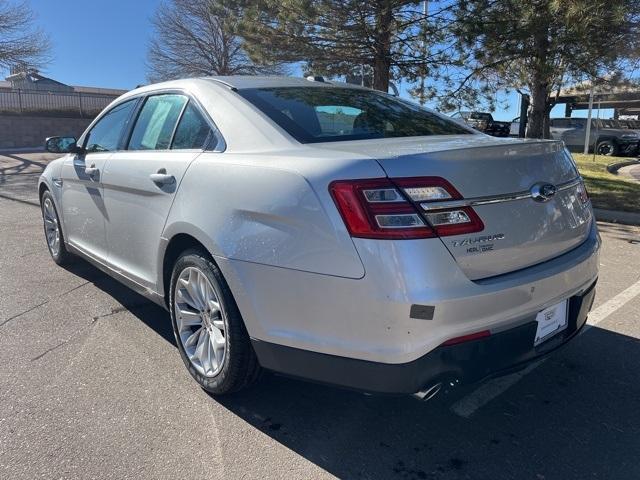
{"left": 238, "top": 87, "right": 471, "bottom": 143}
{"left": 469, "top": 112, "right": 492, "bottom": 120}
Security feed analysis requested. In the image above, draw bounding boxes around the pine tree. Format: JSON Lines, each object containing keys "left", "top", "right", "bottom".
{"left": 238, "top": 0, "right": 450, "bottom": 93}
{"left": 448, "top": 0, "right": 640, "bottom": 138}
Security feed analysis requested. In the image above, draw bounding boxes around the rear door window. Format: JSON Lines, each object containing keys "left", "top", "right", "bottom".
{"left": 128, "top": 94, "right": 188, "bottom": 150}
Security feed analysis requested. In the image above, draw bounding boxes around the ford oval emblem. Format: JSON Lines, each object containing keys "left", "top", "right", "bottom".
{"left": 530, "top": 183, "right": 557, "bottom": 202}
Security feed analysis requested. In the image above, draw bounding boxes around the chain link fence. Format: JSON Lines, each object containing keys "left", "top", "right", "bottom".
{"left": 0, "top": 89, "right": 120, "bottom": 118}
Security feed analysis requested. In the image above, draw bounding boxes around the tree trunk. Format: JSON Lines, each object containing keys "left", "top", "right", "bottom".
{"left": 526, "top": 27, "right": 551, "bottom": 139}
{"left": 542, "top": 102, "right": 555, "bottom": 139}
{"left": 526, "top": 82, "right": 548, "bottom": 139}
{"left": 372, "top": 1, "right": 392, "bottom": 92}
{"left": 542, "top": 115, "right": 550, "bottom": 139}
{"left": 373, "top": 55, "right": 391, "bottom": 92}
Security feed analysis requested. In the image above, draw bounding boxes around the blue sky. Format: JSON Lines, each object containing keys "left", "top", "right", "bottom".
{"left": 29, "top": 0, "right": 159, "bottom": 90}
{"left": 25, "top": 0, "right": 611, "bottom": 121}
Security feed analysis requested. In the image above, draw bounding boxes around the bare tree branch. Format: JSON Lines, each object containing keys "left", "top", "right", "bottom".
{"left": 0, "top": 0, "right": 50, "bottom": 72}
{"left": 146, "top": 0, "right": 283, "bottom": 82}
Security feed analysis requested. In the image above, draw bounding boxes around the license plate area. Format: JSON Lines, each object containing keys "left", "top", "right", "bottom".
{"left": 534, "top": 300, "right": 569, "bottom": 346}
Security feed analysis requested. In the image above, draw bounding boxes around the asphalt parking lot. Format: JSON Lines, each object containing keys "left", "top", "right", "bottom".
{"left": 1, "top": 151, "right": 640, "bottom": 480}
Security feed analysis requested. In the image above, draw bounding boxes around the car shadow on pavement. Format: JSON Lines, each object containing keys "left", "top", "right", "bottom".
{"left": 61, "top": 260, "right": 176, "bottom": 346}
{"left": 215, "top": 327, "right": 640, "bottom": 480}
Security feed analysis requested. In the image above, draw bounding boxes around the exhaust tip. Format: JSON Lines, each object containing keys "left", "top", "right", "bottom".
{"left": 413, "top": 382, "right": 442, "bottom": 402}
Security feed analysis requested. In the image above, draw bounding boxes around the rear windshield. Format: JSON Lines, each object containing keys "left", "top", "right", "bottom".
{"left": 237, "top": 87, "right": 471, "bottom": 143}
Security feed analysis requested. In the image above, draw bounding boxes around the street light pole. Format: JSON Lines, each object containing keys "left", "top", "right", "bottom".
{"left": 583, "top": 85, "right": 594, "bottom": 154}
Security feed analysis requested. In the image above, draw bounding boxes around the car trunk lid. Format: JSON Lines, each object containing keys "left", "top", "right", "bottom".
{"left": 315, "top": 135, "right": 593, "bottom": 280}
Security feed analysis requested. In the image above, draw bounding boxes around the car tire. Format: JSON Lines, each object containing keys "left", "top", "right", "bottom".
{"left": 169, "top": 249, "right": 260, "bottom": 395}
{"left": 596, "top": 139, "right": 617, "bottom": 156}
{"left": 40, "top": 190, "right": 73, "bottom": 265}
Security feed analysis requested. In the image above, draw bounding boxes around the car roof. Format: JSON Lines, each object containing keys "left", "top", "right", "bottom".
{"left": 115, "top": 76, "right": 370, "bottom": 106}
{"left": 203, "top": 75, "right": 368, "bottom": 90}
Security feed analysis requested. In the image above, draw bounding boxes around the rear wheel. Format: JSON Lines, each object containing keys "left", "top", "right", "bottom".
{"left": 169, "top": 249, "right": 260, "bottom": 394}
{"left": 40, "top": 190, "right": 72, "bottom": 265}
{"left": 596, "top": 139, "right": 617, "bottom": 156}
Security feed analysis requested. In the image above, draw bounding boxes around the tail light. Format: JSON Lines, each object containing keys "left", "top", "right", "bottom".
{"left": 576, "top": 179, "right": 589, "bottom": 204}
{"left": 329, "top": 177, "right": 484, "bottom": 240}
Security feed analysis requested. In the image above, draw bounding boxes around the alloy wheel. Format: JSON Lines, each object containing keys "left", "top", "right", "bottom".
{"left": 174, "top": 267, "right": 227, "bottom": 377}
{"left": 43, "top": 198, "right": 61, "bottom": 257}
{"left": 597, "top": 143, "right": 614, "bottom": 155}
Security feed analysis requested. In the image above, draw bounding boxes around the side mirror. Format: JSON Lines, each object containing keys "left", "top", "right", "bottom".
{"left": 45, "top": 136, "right": 79, "bottom": 154}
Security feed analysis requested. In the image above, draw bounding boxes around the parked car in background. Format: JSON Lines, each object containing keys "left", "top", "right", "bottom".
{"left": 39, "top": 76, "right": 599, "bottom": 398}
{"left": 509, "top": 117, "right": 521, "bottom": 137}
{"left": 550, "top": 117, "right": 640, "bottom": 156}
{"left": 450, "top": 111, "right": 510, "bottom": 137}
{"left": 629, "top": 119, "right": 640, "bottom": 129}
{"left": 618, "top": 118, "right": 640, "bottom": 132}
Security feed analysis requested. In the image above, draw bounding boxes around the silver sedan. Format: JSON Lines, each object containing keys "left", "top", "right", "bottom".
{"left": 39, "top": 76, "right": 599, "bottom": 398}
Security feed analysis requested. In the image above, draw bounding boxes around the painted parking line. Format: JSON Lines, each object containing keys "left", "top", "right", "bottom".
{"left": 449, "top": 360, "right": 544, "bottom": 419}
{"left": 450, "top": 278, "right": 640, "bottom": 418}
{"left": 585, "top": 278, "right": 640, "bottom": 327}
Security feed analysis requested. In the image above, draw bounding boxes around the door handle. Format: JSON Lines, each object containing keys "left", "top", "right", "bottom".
{"left": 150, "top": 168, "right": 175, "bottom": 186}
{"left": 85, "top": 164, "right": 99, "bottom": 178}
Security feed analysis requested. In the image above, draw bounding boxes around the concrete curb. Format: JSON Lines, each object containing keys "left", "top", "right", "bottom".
{"left": 606, "top": 159, "right": 640, "bottom": 174}
{"left": 594, "top": 208, "right": 640, "bottom": 227}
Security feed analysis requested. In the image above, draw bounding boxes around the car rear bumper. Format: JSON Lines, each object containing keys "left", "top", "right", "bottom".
{"left": 251, "top": 279, "right": 596, "bottom": 394}
{"left": 219, "top": 219, "right": 600, "bottom": 366}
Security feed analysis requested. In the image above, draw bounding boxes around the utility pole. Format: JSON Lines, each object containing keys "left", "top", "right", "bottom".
{"left": 583, "top": 85, "right": 594, "bottom": 154}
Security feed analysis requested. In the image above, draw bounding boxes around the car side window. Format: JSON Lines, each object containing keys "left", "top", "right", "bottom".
{"left": 85, "top": 100, "right": 137, "bottom": 153}
{"left": 171, "top": 102, "right": 213, "bottom": 150}
{"left": 128, "top": 94, "right": 188, "bottom": 150}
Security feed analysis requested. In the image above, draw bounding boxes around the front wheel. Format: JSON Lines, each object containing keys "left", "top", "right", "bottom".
{"left": 596, "top": 140, "right": 617, "bottom": 156}
{"left": 41, "top": 190, "right": 73, "bottom": 265}
{"left": 169, "top": 250, "right": 260, "bottom": 394}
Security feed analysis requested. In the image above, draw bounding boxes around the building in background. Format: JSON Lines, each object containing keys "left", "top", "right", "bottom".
{"left": 0, "top": 66, "right": 127, "bottom": 149}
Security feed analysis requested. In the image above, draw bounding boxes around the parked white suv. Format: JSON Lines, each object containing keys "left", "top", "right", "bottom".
{"left": 39, "top": 77, "right": 599, "bottom": 398}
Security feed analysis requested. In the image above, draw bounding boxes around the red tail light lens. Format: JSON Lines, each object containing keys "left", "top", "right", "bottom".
{"left": 329, "top": 179, "right": 435, "bottom": 239}
{"left": 329, "top": 177, "right": 484, "bottom": 240}
{"left": 576, "top": 179, "right": 589, "bottom": 204}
